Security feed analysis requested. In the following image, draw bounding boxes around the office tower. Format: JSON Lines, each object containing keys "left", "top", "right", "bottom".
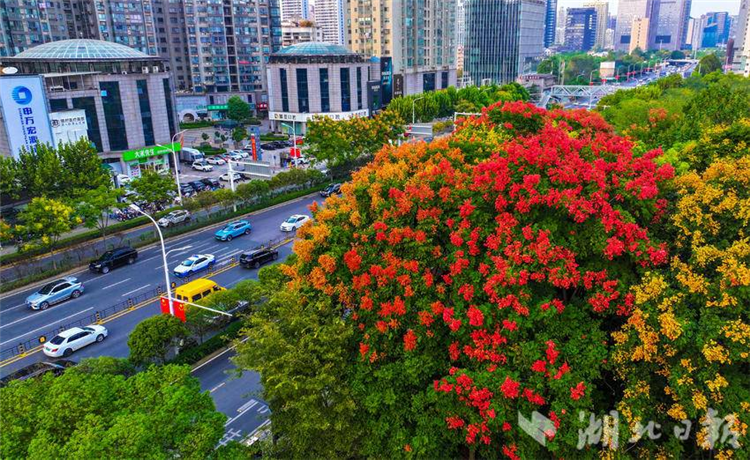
{"left": 464, "top": 0, "right": 545, "bottom": 85}
{"left": 614, "top": 0, "right": 655, "bottom": 52}
{"left": 565, "top": 8, "right": 598, "bottom": 51}
{"left": 555, "top": 6, "right": 567, "bottom": 45}
{"left": 0, "top": 1, "right": 81, "bottom": 57}
{"left": 345, "top": 0, "right": 457, "bottom": 95}
{"left": 585, "top": 1, "right": 609, "bottom": 49}
{"left": 686, "top": 17, "right": 696, "bottom": 47}
{"left": 733, "top": 0, "right": 750, "bottom": 76}
{"left": 456, "top": 0, "right": 466, "bottom": 69}
{"left": 280, "top": 0, "right": 310, "bottom": 21}
{"left": 315, "top": 0, "right": 346, "bottom": 44}
{"left": 652, "top": 0, "right": 691, "bottom": 51}
{"left": 695, "top": 12, "right": 732, "bottom": 46}
{"left": 544, "top": 0, "right": 557, "bottom": 48}
{"left": 630, "top": 17, "right": 651, "bottom": 52}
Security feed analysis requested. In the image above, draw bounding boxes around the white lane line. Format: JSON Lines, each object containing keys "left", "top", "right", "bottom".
{"left": 192, "top": 336, "right": 248, "bottom": 372}
{"left": 0, "top": 307, "right": 94, "bottom": 346}
{"left": 101, "top": 278, "right": 132, "bottom": 290}
{"left": 226, "top": 400, "right": 259, "bottom": 426}
{"left": 140, "top": 254, "right": 161, "bottom": 263}
{"left": 210, "top": 382, "right": 226, "bottom": 393}
{"left": 121, "top": 284, "right": 152, "bottom": 297}
{"left": 1, "top": 303, "right": 28, "bottom": 313}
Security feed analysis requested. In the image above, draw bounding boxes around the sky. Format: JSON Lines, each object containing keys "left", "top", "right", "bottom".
{"left": 558, "top": 0, "right": 741, "bottom": 16}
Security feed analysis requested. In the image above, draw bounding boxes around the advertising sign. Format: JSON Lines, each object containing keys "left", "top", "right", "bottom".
{"left": 122, "top": 141, "right": 181, "bottom": 162}
{"left": 0, "top": 75, "right": 54, "bottom": 158}
{"left": 393, "top": 73, "right": 404, "bottom": 98}
{"left": 269, "top": 109, "right": 369, "bottom": 123}
{"left": 49, "top": 109, "right": 88, "bottom": 147}
{"left": 367, "top": 81, "right": 382, "bottom": 112}
{"left": 207, "top": 104, "right": 228, "bottom": 111}
{"left": 380, "top": 57, "right": 393, "bottom": 105}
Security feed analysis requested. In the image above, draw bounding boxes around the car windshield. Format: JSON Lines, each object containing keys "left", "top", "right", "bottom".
{"left": 285, "top": 217, "right": 297, "bottom": 223}
{"left": 82, "top": 327, "right": 94, "bottom": 332}
{"left": 182, "top": 259, "right": 195, "bottom": 267}
{"left": 98, "top": 251, "right": 114, "bottom": 261}
{"left": 222, "top": 226, "right": 232, "bottom": 231}
{"left": 50, "top": 335, "right": 66, "bottom": 345}
{"left": 38, "top": 282, "right": 58, "bottom": 295}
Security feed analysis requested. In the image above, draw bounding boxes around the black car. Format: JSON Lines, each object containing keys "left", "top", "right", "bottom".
{"left": 200, "top": 178, "right": 223, "bottom": 191}
{"left": 270, "top": 141, "right": 286, "bottom": 149}
{"left": 320, "top": 183, "right": 342, "bottom": 197}
{"left": 261, "top": 143, "right": 276, "bottom": 150}
{"left": 189, "top": 180, "right": 207, "bottom": 192}
{"left": 240, "top": 247, "right": 279, "bottom": 269}
{"left": 89, "top": 246, "right": 138, "bottom": 274}
{"left": 0, "top": 360, "right": 76, "bottom": 388}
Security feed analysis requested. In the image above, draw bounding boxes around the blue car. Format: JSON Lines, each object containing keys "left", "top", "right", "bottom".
{"left": 214, "top": 220, "right": 252, "bottom": 241}
{"left": 26, "top": 277, "right": 84, "bottom": 311}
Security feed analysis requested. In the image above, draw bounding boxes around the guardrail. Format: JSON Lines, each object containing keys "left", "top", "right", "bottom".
{"left": 0, "top": 235, "right": 294, "bottom": 366}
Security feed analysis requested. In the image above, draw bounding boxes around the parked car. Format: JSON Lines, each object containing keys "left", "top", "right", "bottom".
{"left": 43, "top": 325, "right": 108, "bottom": 358}
{"left": 240, "top": 247, "right": 279, "bottom": 269}
{"left": 282, "top": 140, "right": 294, "bottom": 147}
{"left": 261, "top": 143, "right": 276, "bottom": 150}
{"left": 226, "top": 151, "right": 243, "bottom": 161}
{"left": 219, "top": 172, "right": 243, "bottom": 182}
{"left": 192, "top": 161, "right": 213, "bottom": 172}
{"left": 200, "top": 178, "right": 223, "bottom": 191}
{"left": 320, "top": 183, "right": 341, "bottom": 197}
{"left": 114, "top": 173, "right": 131, "bottom": 187}
{"left": 26, "top": 277, "right": 84, "bottom": 310}
{"left": 280, "top": 214, "right": 311, "bottom": 232}
{"left": 0, "top": 360, "right": 76, "bottom": 388}
{"left": 189, "top": 180, "right": 208, "bottom": 192}
{"left": 205, "top": 156, "right": 226, "bottom": 166}
{"left": 229, "top": 149, "right": 249, "bottom": 159}
{"left": 158, "top": 210, "right": 191, "bottom": 227}
{"left": 215, "top": 220, "right": 252, "bottom": 241}
{"left": 89, "top": 247, "right": 138, "bottom": 273}
{"left": 173, "top": 254, "right": 216, "bottom": 278}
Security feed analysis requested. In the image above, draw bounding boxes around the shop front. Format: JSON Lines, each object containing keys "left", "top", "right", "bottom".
{"left": 121, "top": 142, "right": 180, "bottom": 178}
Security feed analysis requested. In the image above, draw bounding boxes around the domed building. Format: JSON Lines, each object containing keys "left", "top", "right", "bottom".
{"left": 1, "top": 39, "right": 178, "bottom": 178}
{"left": 267, "top": 42, "right": 373, "bottom": 135}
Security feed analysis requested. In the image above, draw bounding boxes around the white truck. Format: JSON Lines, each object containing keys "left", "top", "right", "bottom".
{"left": 179, "top": 147, "right": 204, "bottom": 164}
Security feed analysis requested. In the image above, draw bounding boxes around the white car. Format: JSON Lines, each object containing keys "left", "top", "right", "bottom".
{"left": 115, "top": 174, "right": 131, "bottom": 186}
{"left": 280, "top": 214, "right": 311, "bottom": 232}
{"left": 219, "top": 172, "right": 243, "bottom": 182}
{"left": 158, "top": 209, "right": 191, "bottom": 227}
{"left": 229, "top": 150, "right": 249, "bottom": 159}
{"left": 192, "top": 161, "right": 214, "bottom": 172}
{"left": 43, "top": 325, "right": 108, "bottom": 358}
{"left": 205, "top": 156, "right": 226, "bottom": 166}
{"left": 173, "top": 253, "right": 216, "bottom": 278}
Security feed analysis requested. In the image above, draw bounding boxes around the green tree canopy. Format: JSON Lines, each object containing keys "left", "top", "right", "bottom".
{"left": 0, "top": 361, "right": 225, "bottom": 459}
{"left": 75, "top": 186, "right": 123, "bottom": 241}
{"left": 128, "top": 314, "right": 189, "bottom": 366}
{"left": 227, "top": 96, "right": 252, "bottom": 123}
{"left": 129, "top": 170, "right": 176, "bottom": 209}
{"left": 697, "top": 53, "right": 722, "bottom": 75}
{"left": 17, "top": 197, "right": 79, "bottom": 256}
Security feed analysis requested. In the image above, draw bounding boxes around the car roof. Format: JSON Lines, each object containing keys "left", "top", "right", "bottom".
{"left": 228, "top": 220, "right": 247, "bottom": 225}
{"left": 290, "top": 214, "right": 307, "bottom": 219}
{"left": 57, "top": 327, "right": 85, "bottom": 338}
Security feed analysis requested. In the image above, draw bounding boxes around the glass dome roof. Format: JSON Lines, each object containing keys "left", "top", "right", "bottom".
{"left": 275, "top": 42, "right": 353, "bottom": 56}
{"left": 12, "top": 39, "right": 155, "bottom": 61}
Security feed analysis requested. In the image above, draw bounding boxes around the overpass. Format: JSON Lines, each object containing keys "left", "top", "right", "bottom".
{"left": 537, "top": 85, "right": 622, "bottom": 109}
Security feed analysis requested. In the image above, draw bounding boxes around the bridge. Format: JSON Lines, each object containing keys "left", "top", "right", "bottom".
{"left": 537, "top": 85, "right": 622, "bottom": 108}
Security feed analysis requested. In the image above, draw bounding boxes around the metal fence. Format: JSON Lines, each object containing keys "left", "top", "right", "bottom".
{"left": 0, "top": 235, "right": 292, "bottom": 364}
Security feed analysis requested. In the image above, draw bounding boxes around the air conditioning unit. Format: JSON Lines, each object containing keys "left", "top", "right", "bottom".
{"left": 153, "top": 66, "right": 160, "bottom": 73}
{"left": 142, "top": 66, "right": 150, "bottom": 73}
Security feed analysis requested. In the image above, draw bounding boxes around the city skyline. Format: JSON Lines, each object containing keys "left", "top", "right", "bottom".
{"left": 560, "top": 0, "right": 740, "bottom": 15}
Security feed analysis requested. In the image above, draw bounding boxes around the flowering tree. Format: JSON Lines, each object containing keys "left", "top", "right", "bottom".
{"left": 277, "top": 101, "right": 674, "bottom": 457}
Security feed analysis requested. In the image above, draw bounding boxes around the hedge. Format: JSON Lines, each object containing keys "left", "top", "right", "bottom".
{"left": 169, "top": 319, "right": 245, "bottom": 366}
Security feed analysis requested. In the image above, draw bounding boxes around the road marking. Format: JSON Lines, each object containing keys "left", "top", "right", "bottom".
{"left": 226, "top": 399, "right": 259, "bottom": 426}
{"left": 210, "top": 381, "right": 226, "bottom": 393}
{"left": 1, "top": 303, "right": 28, "bottom": 313}
{"left": 0, "top": 307, "right": 94, "bottom": 346}
{"left": 101, "top": 278, "right": 132, "bottom": 290}
{"left": 192, "top": 336, "right": 249, "bottom": 372}
{"left": 140, "top": 254, "right": 161, "bottom": 263}
{"left": 257, "top": 405, "right": 270, "bottom": 414}
{"left": 121, "top": 284, "right": 152, "bottom": 297}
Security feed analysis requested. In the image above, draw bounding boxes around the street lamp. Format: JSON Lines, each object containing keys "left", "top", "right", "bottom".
{"left": 412, "top": 96, "right": 424, "bottom": 125}
{"left": 157, "top": 129, "right": 187, "bottom": 204}
{"left": 588, "top": 69, "right": 599, "bottom": 85}
{"left": 280, "top": 121, "right": 297, "bottom": 168}
{"left": 128, "top": 204, "right": 187, "bottom": 315}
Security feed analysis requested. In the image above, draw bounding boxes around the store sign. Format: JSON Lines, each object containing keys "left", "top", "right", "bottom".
{"left": 50, "top": 109, "right": 88, "bottom": 147}
{"left": 207, "top": 104, "right": 228, "bottom": 111}
{"left": 0, "top": 75, "right": 54, "bottom": 159}
{"left": 269, "top": 109, "right": 369, "bottom": 123}
{"left": 122, "top": 141, "right": 180, "bottom": 162}
{"left": 393, "top": 74, "right": 404, "bottom": 98}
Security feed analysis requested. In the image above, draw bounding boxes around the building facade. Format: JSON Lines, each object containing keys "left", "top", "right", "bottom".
{"left": 629, "top": 17, "right": 651, "bottom": 52}
{"left": 565, "top": 8, "right": 598, "bottom": 51}
{"left": 315, "top": 0, "right": 346, "bottom": 45}
{"left": 585, "top": 1, "right": 609, "bottom": 49}
{"left": 280, "top": 0, "right": 310, "bottom": 21}
{"left": 267, "top": 42, "right": 369, "bottom": 134}
{"left": 544, "top": 0, "right": 558, "bottom": 48}
{"left": 1, "top": 40, "right": 177, "bottom": 177}
{"left": 733, "top": 0, "right": 750, "bottom": 76}
{"left": 345, "top": 0, "right": 457, "bottom": 96}
{"left": 614, "top": 0, "right": 655, "bottom": 52}
{"left": 615, "top": 0, "right": 690, "bottom": 52}
{"left": 281, "top": 21, "right": 324, "bottom": 46}
{"left": 463, "top": 0, "right": 545, "bottom": 85}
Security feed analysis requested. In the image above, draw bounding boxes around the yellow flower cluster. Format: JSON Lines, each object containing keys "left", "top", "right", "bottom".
{"left": 702, "top": 341, "right": 730, "bottom": 364}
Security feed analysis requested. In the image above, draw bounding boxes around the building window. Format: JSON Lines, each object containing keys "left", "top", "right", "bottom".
{"left": 71, "top": 97, "right": 103, "bottom": 153}
{"left": 340, "top": 68, "right": 350, "bottom": 112}
{"left": 49, "top": 99, "right": 69, "bottom": 111}
{"left": 296, "top": 68, "right": 309, "bottom": 113}
{"left": 162, "top": 78, "right": 176, "bottom": 137}
{"left": 441, "top": 71, "right": 448, "bottom": 89}
{"left": 137, "top": 80, "right": 155, "bottom": 145}
{"left": 423, "top": 73, "right": 436, "bottom": 92}
{"left": 356, "top": 67, "right": 362, "bottom": 110}
{"left": 320, "top": 68, "right": 329, "bottom": 112}
{"left": 280, "top": 68, "right": 289, "bottom": 112}
{"left": 99, "top": 81, "right": 128, "bottom": 151}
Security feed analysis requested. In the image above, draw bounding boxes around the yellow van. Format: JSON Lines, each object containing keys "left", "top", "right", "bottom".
{"left": 174, "top": 279, "right": 224, "bottom": 303}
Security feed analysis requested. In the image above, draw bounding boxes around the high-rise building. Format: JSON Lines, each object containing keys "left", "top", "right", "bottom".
{"left": 565, "top": 8, "right": 598, "bottom": 51}
{"left": 615, "top": 0, "right": 690, "bottom": 52}
{"left": 345, "top": 0, "right": 457, "bottom": 95}
{"left": 464, "top": 0, "right": 545, "bottom": 85}
{"left": 280, "top": 0, "right": 310, "bottom": 21}
{"left": 614, "top": 0, "right": 656, "bottom": 52}
{"left": 315, "top": 0, "right": 346, "bottom": 44}
{"left": 630, "top": 17, "right": 651, "bottom": 52}
{"left": 555, "top": 6, "right": 567, "bottom": 45}
{"left": 693, "top": 12, "right": 732, "bottom": 48}
{"left": 686, "top": 17, "right": 696, "bottom": 48}
{"left": 544, "top": 0, "right": 557, "bottom": 48}
{"left": 733, "top": 0, "right": 750, "bottom": 76}
{"left": 456, "top": 0, "right": 467, "bottom": 69}
{"left": 281, "top": 20, "right": 324, "bottom": 46}
{"left": 584, "top": 1, "right": 609, "bottom": 49}
{"left": 0, "top": 1, "right": 81, "bottom": 57}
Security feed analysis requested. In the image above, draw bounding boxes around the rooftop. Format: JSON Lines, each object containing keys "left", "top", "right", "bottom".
{"left": 275, "top": 42, "right": 353, "bottom": 56}
{"left": 11, "top": 39, "right": 158, "bottom": 61}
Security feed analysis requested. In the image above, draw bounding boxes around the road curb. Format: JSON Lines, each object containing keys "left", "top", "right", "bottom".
{"left": 0, "top": 192, "right": 317, "bottom": 299}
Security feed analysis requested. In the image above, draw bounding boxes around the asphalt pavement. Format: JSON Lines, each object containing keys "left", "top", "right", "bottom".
{"left": 0, "top": 194, "right": 317, "bottom": 377}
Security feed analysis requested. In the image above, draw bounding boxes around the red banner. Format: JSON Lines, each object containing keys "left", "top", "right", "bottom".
{"left": 250, "top": 135, "right": 258, "bottom": 161}
{"left": 160, "top": 296, "right": 186, "bottom": 322}
{"left": 290, "top": 147, "right": 301, "bottom": 158}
